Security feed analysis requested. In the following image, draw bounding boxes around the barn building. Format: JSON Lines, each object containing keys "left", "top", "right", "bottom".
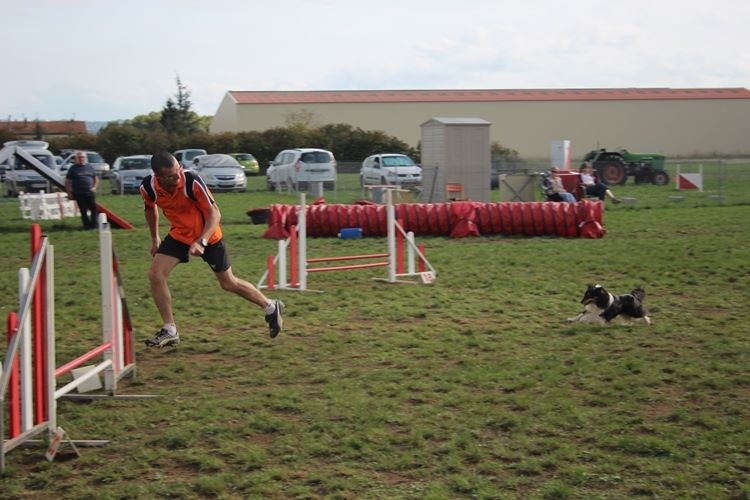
{"left": 210, "top": 88, "right": 750, "bottom": 159}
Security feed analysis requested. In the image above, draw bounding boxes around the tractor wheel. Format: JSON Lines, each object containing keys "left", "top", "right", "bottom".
{"left": 598, "top": 162, "right": 627, "bottom": 185}
{"left": 652, "top": 171, "right": 670, "bottom": 186}
{"left": 634, "top": 166, "right": 653, "bottom": 184}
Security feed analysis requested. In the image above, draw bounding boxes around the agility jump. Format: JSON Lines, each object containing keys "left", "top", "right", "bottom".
{"left": 258, "top": 190, "right": 437, "bottom": 292}
{"left": 1, "top": 215, "right": 146, "bottom": 472}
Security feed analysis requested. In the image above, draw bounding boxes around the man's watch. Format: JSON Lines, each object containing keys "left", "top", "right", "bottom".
{"left": 198, "top": 238, "right": 208, "bottom": 248}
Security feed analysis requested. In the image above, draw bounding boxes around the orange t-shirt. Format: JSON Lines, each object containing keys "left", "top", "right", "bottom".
{"left": 140, "top": 170, "right": 222, "bottom": 245}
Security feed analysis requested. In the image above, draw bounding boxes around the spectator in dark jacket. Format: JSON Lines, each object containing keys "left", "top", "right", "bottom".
{"left": 65, "top": 151, "right": 99, "bottom": 229}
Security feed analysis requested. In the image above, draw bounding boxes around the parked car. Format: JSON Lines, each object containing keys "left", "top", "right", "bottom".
{"left": 3, "top": 140, "right": 54, "bottom": 197}
{"left": 190, "top": 154, "right": 247, "bottom": 192}
{"left": 110, "top": 155, "right": 152, "bottom": 194}
{"left": 266, "top": 148, "right": 337, "bottom": 191}
{"left": 173, "top": 148, "right": 207, "bottom": 170}
{"left": 60, "top": 150, "right": 110, "bottom": 178}
{"left": 229, "top": 153, "right": 260, "bottom": 176}
{"left": 360, "top": 153, "right": 422, "bottom": 187}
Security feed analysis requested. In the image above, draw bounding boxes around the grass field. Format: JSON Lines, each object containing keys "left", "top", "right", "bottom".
{"left": 1, "top": 171, "right": 749, "bottom": 498}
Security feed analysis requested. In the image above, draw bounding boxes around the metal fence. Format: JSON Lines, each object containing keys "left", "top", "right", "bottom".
{"left": 260, "top": 158, "right": 750, "bottom": 209}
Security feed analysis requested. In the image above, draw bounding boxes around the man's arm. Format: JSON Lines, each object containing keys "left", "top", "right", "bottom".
{"left": 91, "top": 170, "right": 99, "bottom": 191}
{"left": 64, "top": 178, "right": 73, "bottom": 198}
{"left": 189, "top": 202, "right": 222, "bottom": 256}
{"left": 144, "top": 203, "right": 160, "bottom": 256}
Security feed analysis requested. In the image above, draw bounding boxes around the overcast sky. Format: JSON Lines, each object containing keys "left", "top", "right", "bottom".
{"left": 1, "top": 0, "right": 748, "bottom": 122}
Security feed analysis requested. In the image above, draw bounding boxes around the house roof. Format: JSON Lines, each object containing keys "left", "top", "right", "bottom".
{"left": 228, "top": 88, "right": 750, "bottom": 105}
{"left": 1, "top": 120, "right": 88, "bottom": 135}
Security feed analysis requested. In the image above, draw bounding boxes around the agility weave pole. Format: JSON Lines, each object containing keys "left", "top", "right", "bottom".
{"left": 1, "top": 215, "right": 150, "bottom": 472}
{"left": 258, "top": 190, "right": 436, "bottom": 292}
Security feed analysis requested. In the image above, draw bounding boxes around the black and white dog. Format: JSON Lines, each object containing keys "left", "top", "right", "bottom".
{"left": 567, "top": 284, "right": 651, "bottom": 325}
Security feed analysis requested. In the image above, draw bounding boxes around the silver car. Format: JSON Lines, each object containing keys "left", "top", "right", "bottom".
{"left": 2, "top": 140, "right": 54, "bottom": 196}
{"left": 191, "top": 154, "right": 247, "bottom": 192}
{"left": 266, "top": 148, "right": 337, "bottom": 191}
{"left": 110, "top": 155, "right": 152, "bottom": 194}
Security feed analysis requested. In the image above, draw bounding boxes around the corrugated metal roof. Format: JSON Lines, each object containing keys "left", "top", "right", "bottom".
{"left": 229, "top": 88, "right": 750, "bottom": 105}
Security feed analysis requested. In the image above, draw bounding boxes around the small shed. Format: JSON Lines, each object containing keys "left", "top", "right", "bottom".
{"left": 420, "top": 117, "right": 491, "bottom": 203}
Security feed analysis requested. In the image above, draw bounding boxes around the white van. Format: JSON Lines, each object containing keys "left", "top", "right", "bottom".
{"left": 2, "top": 140, "right": 55, "bottom": 197}
{"left": 173, "top": 149, "right": 207, "bottom": 170}
{"left": 266, "top": 148, "right": 337, "bottom": 191}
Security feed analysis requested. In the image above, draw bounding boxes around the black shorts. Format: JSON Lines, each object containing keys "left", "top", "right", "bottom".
{"left": 157, "top": 234, "right": 231, "bottom": 273}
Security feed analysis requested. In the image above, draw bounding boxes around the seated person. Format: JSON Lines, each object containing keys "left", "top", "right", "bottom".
{"left": 543, "top": 167, "right": 576, "bottom": 203}
{"left": 579, "top": 162, "right": 621, "bottom": 203}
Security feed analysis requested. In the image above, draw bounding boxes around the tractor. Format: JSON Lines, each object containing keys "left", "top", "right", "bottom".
{"left": 583, "top": 148, "right": 669, "bottom": 186}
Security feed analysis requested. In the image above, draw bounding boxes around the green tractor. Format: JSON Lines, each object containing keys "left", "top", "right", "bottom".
{"left": 583, "top": 148, "right": 669, "bottom": 186}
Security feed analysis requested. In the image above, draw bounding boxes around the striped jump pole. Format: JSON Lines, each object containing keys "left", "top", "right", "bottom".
{"left": 1, "top": 217, "right": 151, "bottom": 473}
{"left": 257, "top": 189, "right": 437, "bottom": 292}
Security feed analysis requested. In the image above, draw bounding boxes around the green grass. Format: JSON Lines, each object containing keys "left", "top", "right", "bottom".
{"left": 0, "top": 172, "right": 749, "bottom": 498}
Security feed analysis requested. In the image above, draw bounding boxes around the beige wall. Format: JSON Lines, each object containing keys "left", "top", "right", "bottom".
{"left": 210, "top": 97, "right": 750, "bottom": 159}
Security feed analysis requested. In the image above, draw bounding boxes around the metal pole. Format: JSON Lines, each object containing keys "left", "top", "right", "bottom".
{"left": 19, "top": 269, "right": 32, "bottom": 432}
{"left": 99, "top": 214, "right": 115, "bottom": 392}
{"left": 298, "top": 193, "right": 307, "bottom": 291}
{"left": 46, "top": 245, "right": 56, "bottom": 439}
{"left": 387, "top": 190, "right": 396, "bottom": 283}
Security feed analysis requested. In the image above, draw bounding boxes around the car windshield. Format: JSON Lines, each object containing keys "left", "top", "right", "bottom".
{"left": 300, "top": 151, "right": 331, "bottom": 163}
{"left": 201, "top": 156, "right": 240, "bottom": 168}
{"left": 121, "top": 158, "right": 150, "bottom": 170}
{"left": 234, "top": 154, "right": 254, "bottom": 161}
{"left": 185, "top": 150, "right": 205, "bottom": 160}
{"left": 15, "top": 155, "right": 54, "bottom": 169}
{"left": 381, "top": 156, "right": 415, "bottom": 167}
{"left": 87, "top": 152, "right": 104, "bottom": 163}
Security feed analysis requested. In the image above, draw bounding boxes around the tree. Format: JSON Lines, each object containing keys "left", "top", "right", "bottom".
{"left": 160, "top": 76, "right": 203, "bottom": 136}
{"left": 97, "top": 124, "right": 148, "bottom": 162}
{"left": 34, "top": 120, "right": 45, "bottom": 140}
{"left": 284, "top": 108, "right": 317, "bottom": 129}
{"left": 126, "top": 112, "right": 164, "bottom": 132}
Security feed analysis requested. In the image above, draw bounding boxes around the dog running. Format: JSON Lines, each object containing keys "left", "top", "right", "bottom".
{"left": 567, "top": 284, "right": 651, "bottom": 325}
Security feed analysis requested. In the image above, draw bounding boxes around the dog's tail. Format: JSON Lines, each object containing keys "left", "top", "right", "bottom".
{"left": 631, "top": 287, "right": 646, "bottom": 302}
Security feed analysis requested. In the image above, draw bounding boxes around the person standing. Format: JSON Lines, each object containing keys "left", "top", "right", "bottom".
{"left": 64, "top": 151, "right": 99, "bottom": 229}
{"left": 139, "top": 151, "right": 284, "bottom": 348}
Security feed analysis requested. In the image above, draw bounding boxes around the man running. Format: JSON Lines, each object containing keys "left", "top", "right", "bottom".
{"left": 140, "top": 151, "right": 283, "bottom": 347}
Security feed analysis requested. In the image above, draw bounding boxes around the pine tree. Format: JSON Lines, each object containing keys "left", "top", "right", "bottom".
{"left": 160, "top": 76, "right": 200, "bottom": 135}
